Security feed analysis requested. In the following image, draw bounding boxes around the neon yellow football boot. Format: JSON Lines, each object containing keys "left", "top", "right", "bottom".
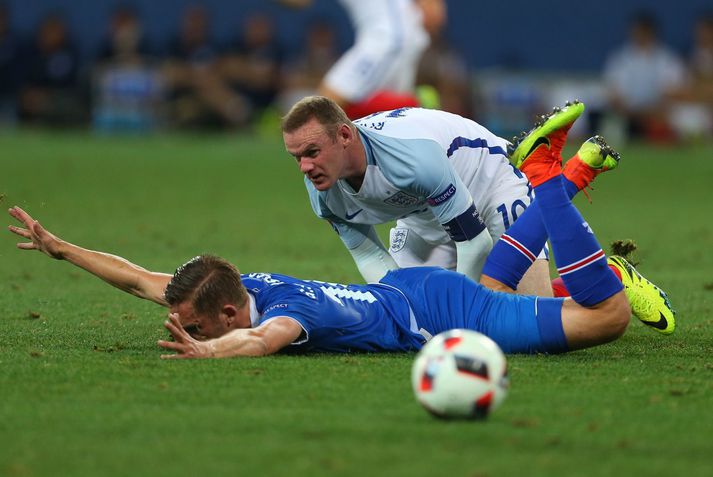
{"left": 508, "top": 101, "right": 586, "bottom": 186}
{"left": 608, "top": 255, "right": 676, "bottom": 334}
{"left": 563, "top": 135, "right": 621, "bottom": 190}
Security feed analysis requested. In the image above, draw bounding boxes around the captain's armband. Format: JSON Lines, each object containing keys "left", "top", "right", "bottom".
{"left": 442, "top": 204, "right": 487, "bottom": 242}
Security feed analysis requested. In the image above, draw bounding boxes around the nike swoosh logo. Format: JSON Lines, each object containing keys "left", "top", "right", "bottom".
{"left": 345, "top": 209, "right": 364, "bottom": 220}
{"left": 525, "top": 136, "right": 550, "bottom": 157}
{"left": 646, "top": 312, "right": 669, "bottom": 330}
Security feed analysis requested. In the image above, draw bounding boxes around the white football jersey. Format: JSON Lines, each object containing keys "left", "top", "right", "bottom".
{"left": 306, "top": 108, "right": 522, "bottom": 249}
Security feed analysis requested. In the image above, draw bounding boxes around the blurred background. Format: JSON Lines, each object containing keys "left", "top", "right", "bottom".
{"left": 0, "top": 0, "right": 711, "bottom": 143}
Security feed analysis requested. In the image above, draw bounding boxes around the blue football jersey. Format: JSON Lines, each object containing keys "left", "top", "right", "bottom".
{"left": 241, "top": 272, "right": 425, "bottom": 353}
{"left": 241, "top": 268, "right": 567, "bottom": 355}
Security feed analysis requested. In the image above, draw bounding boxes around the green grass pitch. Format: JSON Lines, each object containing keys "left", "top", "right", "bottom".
{"left": 1, "top": 130, "right": 712, "bottom": 477}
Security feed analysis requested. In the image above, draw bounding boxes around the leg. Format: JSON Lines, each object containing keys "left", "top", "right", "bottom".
{"left": 513, "top": 107, "right": 634, "bottom": 349}
{"left": 478, "top": 164, "right": 554, "bottom": 297}
{"left": 389, "top": 267, "right": 570, "bottom": 354}
{"left": 516, "top": 259, "right": 553, "bottom": 296}
{"left": 560, "top": 294, "right": 630, "bottom": 350}
{"left": 482, "top": 116, "right": 620, "bottom": 294}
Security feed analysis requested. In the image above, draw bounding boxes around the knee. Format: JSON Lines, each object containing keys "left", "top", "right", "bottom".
{"left": 480, "top": 274, "right": 516, "bottom": 293}
{"left": 600, "top": 293, "right": 631, "bottom": 341}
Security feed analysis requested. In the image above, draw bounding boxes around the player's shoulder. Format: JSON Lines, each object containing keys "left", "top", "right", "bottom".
{"left": 242, "top": 273, "right": 315, "bottom": 301}
{"left": 356, "top": 110, "right": 463, "bottom": 188}
{"left": 355, "top": 107, "right": 469, "bottom": 140}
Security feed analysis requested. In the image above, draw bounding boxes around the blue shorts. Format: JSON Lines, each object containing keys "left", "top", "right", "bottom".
{"left": 380, "top": 267, "right": 568, "bottom": 354}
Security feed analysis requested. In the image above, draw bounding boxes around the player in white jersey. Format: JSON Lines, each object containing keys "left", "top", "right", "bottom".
{"left": 280, "top": 0, "right": 445, "bottom": 118}
{"left": 282, "top": 95, "right": 552, "bottom": 296}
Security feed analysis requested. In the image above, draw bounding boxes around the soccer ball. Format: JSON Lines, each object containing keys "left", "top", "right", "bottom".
{"left": 411, "top": 329, "right": 508, "bottom": 419}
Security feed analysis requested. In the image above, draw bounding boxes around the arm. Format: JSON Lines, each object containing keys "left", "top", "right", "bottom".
{"left": 158, "top": 314, "right": 303, "bottom": 359}
{"left": 307, "top": 183, "right": 397, "bottom": 282}
{"left": 8, "top": 206, "right": 171, "bottom": 305}
{"left": 443, "top": 202, "right": 493, "bottom": 281}
{"left": 332, "top": 221, "right": 398, "bottom": 283}
{"left": 455, "top": 230, "right": 493, "bottom": 281}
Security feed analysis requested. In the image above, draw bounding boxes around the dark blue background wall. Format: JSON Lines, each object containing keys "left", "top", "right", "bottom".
{"left": 3, "top": 0, "right": 709, "bottom": 71}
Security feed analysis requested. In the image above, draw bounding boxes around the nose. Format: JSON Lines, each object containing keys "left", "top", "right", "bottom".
{"left": 299, "top": 158, "right": 314, "bottom": 174}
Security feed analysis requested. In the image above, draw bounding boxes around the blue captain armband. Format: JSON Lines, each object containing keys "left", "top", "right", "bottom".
{"left": 442, "top": 203, "right": 487, "bottom": 242}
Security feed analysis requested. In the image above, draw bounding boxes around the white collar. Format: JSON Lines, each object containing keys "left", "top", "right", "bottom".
{"left": 248, "top": 293, "right": 260, "bottom": 328}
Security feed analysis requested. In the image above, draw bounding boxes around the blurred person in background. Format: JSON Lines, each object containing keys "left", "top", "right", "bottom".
{"left": 667, "top": 13, "right": 713, "bottom": 140}
{"left": 603, "top": 11, "right": 686, "bottom": 141}
{"left": 219, "top": 12, "right": 284, "bottom": 125}
{"left": 18, "top": 13, "right": 84, "bottom": 125}
{"left": 280, "top": 0, "right": 446, "bottom": 119}
{"left": 416, "top": 30, "right": 472, "bottom": 118}
{"left": 96, "top": 6, "right": 151, "bottom": 62}
{"left": 162, "top": 5, "right": 247, "bottom": 128}
{"left": 92, "top": 6, "right": 164, "bottom": 132}
{"left": 690, "top": 13, "right": 713, "bottom": 83}
{"left": 0, "top": 3, "right": 22, "bottom": 124}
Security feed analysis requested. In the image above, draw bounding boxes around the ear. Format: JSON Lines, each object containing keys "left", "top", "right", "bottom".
{"left": 220, "top": 304, "right": 240, "bottom": 328}
{"left": 338, "top": 123, "right": 353, "bottom": 146}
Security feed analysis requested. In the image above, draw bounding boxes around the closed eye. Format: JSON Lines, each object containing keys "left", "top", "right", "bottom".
{"left": 182, "top": 323, "right": 202, "bottom": 338}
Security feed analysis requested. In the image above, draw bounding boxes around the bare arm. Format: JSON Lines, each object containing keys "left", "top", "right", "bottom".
{"left": 8, "top": 206, "right": 171, "bottom": 305}
{"left": 158, "top": 314, "right": 303, "bottom": 359}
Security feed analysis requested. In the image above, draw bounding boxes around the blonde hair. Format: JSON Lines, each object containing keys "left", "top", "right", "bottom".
{"left": 281, "top": 96, "right": 352, "bottom": 140}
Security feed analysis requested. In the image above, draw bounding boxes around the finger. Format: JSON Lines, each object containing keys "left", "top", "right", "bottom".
{"left": 9, "top": 206, "right": 34, "bottom": 226}
{"left": 8, "top": 225, "right": 31, "bottom": 239}
{"left": 8, "top": 206, "right": 21, "bottom": 221}
{"left": 163, "top": 320, "right": 188, "bottom": 342}
{"left": 167, "top": 314, "right": 191, "bottom": 337}
{"left": 157, "top": 339, "right": 185, "bottom": 351}
{"left": 160, "top": 353, "right": 189, "bottom": 359}
{"left": 17, "top": 243, "right": 38, "bottom": 250}
{"left": 30, "top": 220, "right": 46, "bottom": 237}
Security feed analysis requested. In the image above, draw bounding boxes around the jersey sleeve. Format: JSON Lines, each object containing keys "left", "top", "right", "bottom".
{"left": 257, "top": 289, "right": 321, "bottom": 346}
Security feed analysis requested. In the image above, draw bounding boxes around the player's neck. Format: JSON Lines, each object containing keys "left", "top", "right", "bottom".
{"left": 230, "top": 300, "right": 253, "bottom": 330}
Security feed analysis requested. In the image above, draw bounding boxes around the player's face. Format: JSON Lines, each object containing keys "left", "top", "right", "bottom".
{"left": 171, "top": 301, "right": 228, "bottom": 340}
{"left": 283, "top": 118, "right": 347, "bottom": 191}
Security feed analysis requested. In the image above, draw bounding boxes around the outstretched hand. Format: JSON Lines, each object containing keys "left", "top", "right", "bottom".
{"left": 8, "top": 206, "right": 65, "bottom": 259}
{"left": 158, "top": 313, "right": 213, "bottom": 359}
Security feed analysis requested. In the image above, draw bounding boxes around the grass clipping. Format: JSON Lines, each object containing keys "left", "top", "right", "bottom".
{"left": 610, "top": 239, "right": 639, "bottom": 266}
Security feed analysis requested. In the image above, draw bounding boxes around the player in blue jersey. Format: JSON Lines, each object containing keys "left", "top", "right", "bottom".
{"left": 8, "top": 118, "right": 634, "bottom": 359}
{"left": 281, "top": 96, "right": 616, "bottom": 299}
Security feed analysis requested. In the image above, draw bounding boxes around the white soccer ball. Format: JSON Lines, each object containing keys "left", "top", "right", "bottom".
{"left": 411, "top": 329, "right": 509, "bottom": 419}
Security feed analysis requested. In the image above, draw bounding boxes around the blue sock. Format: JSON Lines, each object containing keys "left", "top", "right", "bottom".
{"left": 482, "top": 177, "right": 580, "bottom": 289}
{"left": 533, "top": 176, "right": 622, "bottom": 306}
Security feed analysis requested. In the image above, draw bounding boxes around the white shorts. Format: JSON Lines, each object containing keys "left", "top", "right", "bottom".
{"left": 389, "top": 166, "right": 548, "bottom": 269}
{"left": 324, "top": 0, "right": 429, "bottom": 102}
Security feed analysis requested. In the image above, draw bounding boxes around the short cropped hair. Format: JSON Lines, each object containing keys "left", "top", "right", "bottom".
{"left": 164, "top": 255, "right": 248, "bottom": 317}
{"left": 281, "top": 95, "right": 352, "bottom": 140}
